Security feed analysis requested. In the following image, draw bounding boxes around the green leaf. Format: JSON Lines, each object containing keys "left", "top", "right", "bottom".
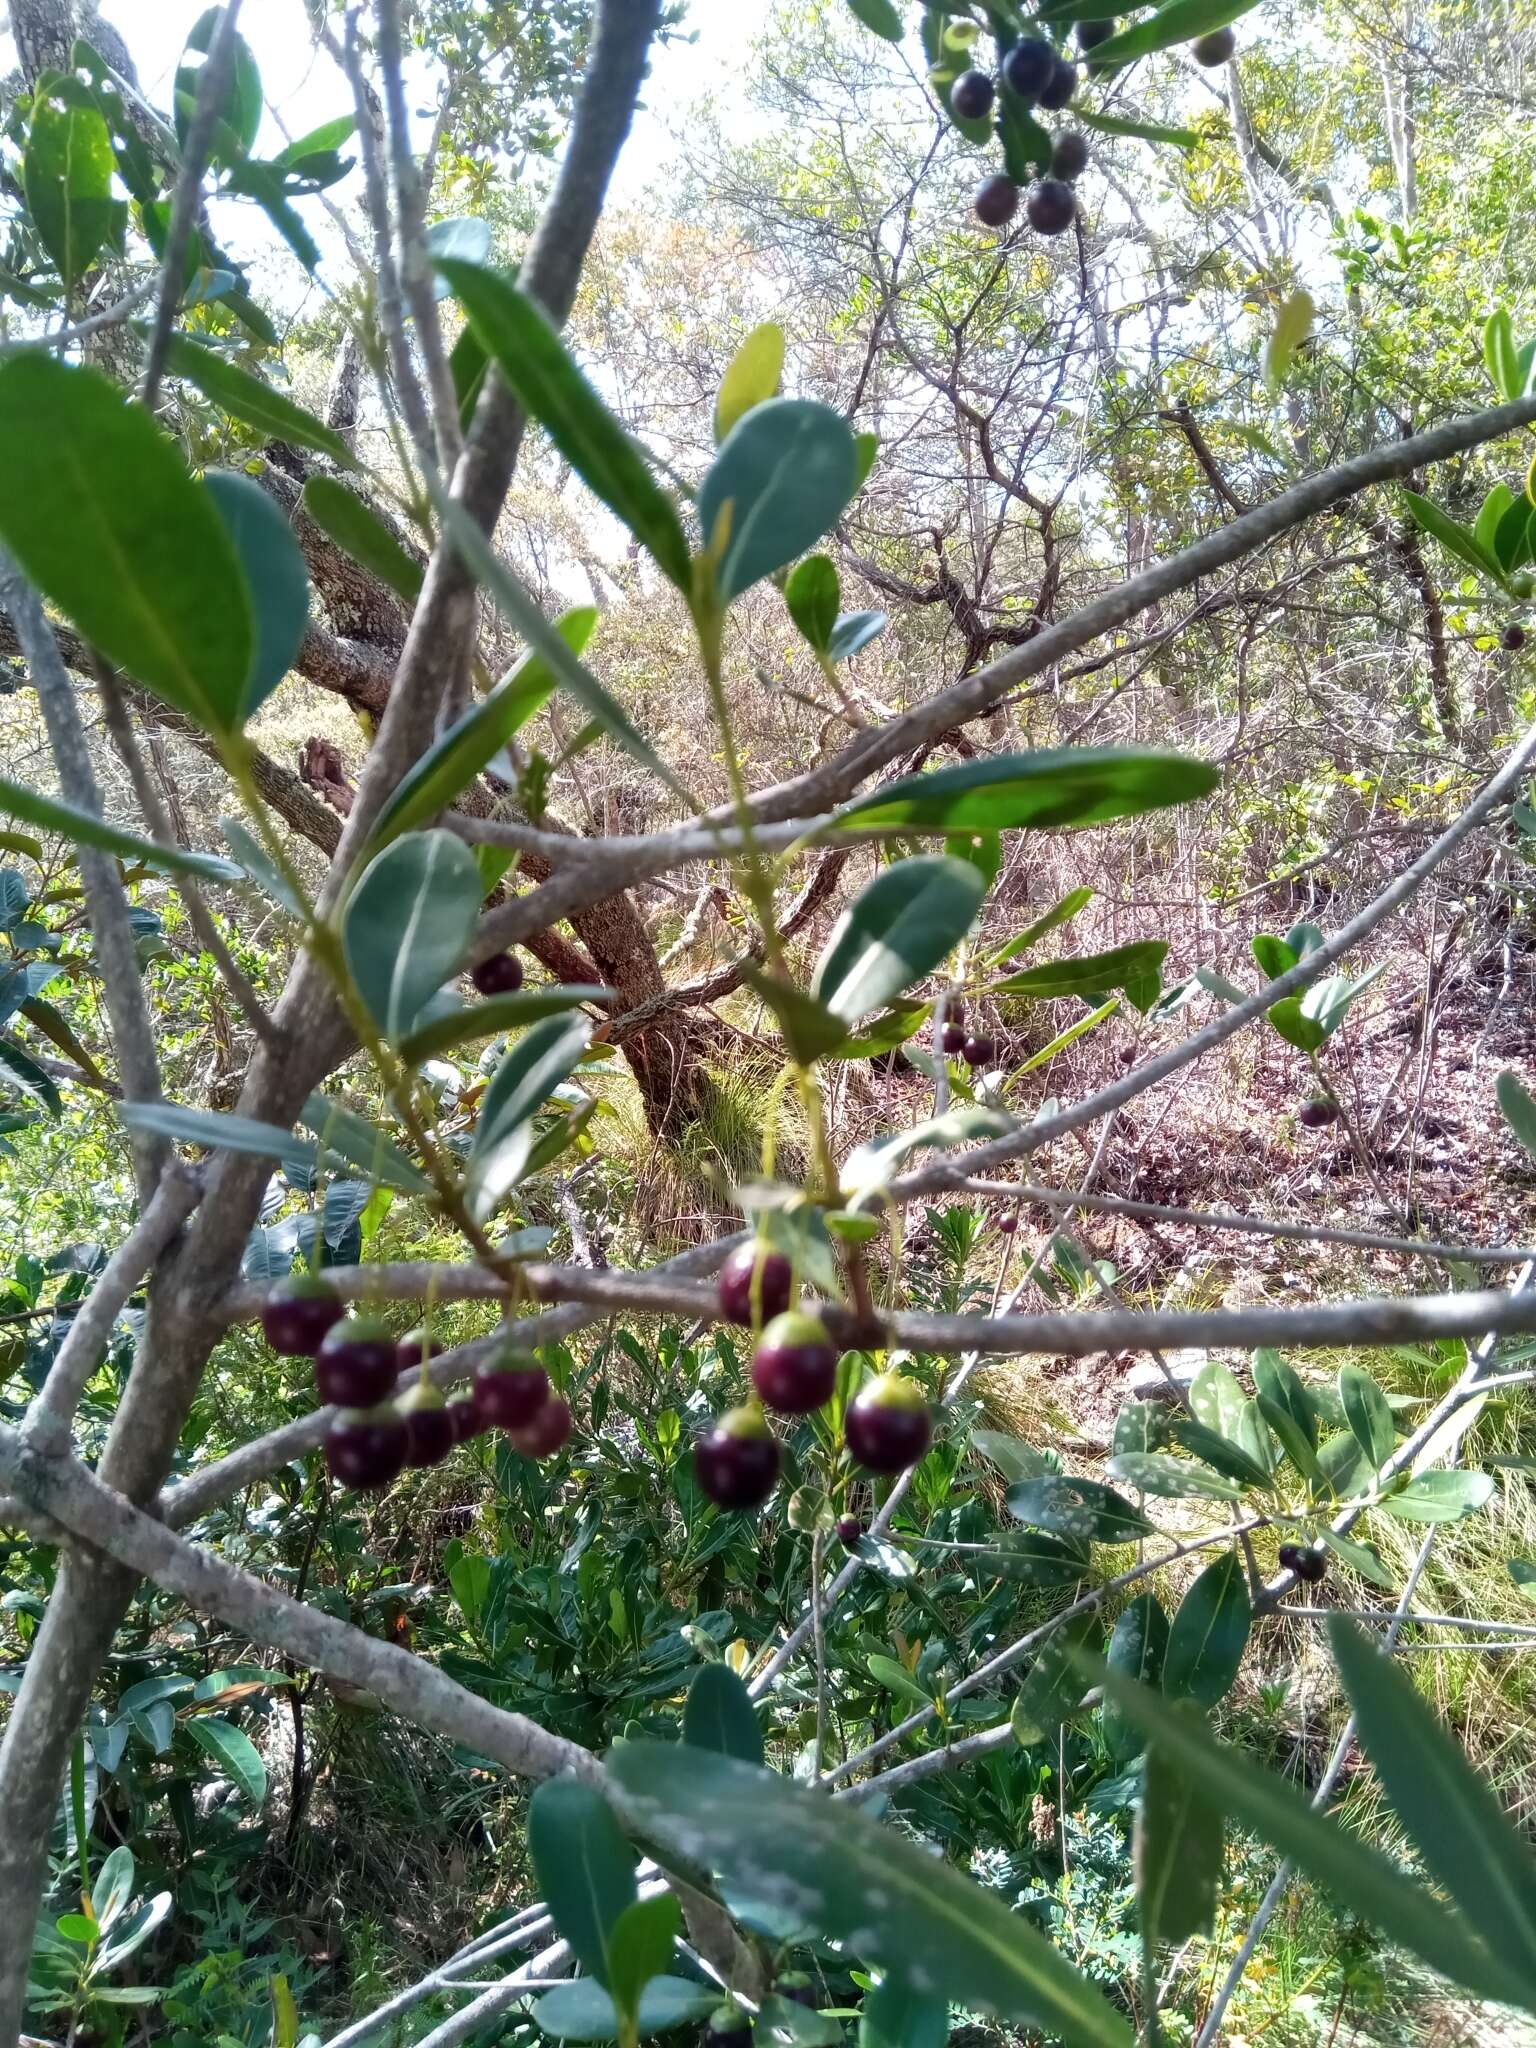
{"left": 1317, "top": 1430, "right": 1372, "bottom": 1500}
{"left": 1265, "top": 995, "right": 1327, "bottom": 1053}
{"left": 1167, "top": 1416, "right": 1271, "bottom": 1489}
{"left": 176, "top": 7, "right": 262, "bottom": 162}
{"left": 533, "top": 1978, "right": 716, "bottom": 2041}
{"left": 993, "top": 941, "right": 1166, "bottom": 1002}
{"left": 0, "top": 1034, "right": 61, "bottom": 1115}
{"left": 0, "top": 355, "right": 252, "bottom": 731}
{"left": 1137, "top": 1732, "right": 1224, "bottom": 1945}
{"left": 1317, "top": 1525, "right": 1396, "bottom": 1590}
{"left": 1103, "top": 1594, "right": 1169, "bottom": 1765}
{"left": 184, "top": 1714, "right": 267, "bottom": 1804}
{"left": 840, "top": 1103, "right": 1012, "bottom": 1197}
{"left": 301, "top": 475, "right": 423, "bottom": 606}
{"left": 683, "top": 1664, "right": 764, "bottom": 1765}
{"left": 25, "top": 82, "right": 115, "bottom": 292}
{"left": 438, "top": 260, "right": 690, "bottom": 590}
{"left": 1088, "top": 0, "right": 1261, "bottom": 65}
{"left": 527, "top": 1778, "right": 637, "bottom": 1985}
{"left": 275, "top": 113, "right": 357, "bottom": 166}
{"left": 743, "top": 969, "right": 849, "bottom": 1064}
{"left": 991, "top": 888, "right": 1094, "bottom": 965}
{"left": 1485, "top": 309, "right": 1523, "bottom": 402}
{"left": 467, "top": 1012, "right": 591, "bottom": 1219}
{"left": 814, "top": 856, "right": 985, "bottom": 1024}
{"left": 342, "top": 829, "right": 482, "bottom": 1041}
{"left": 1076, "top": 107, "right": 1201, "bottom": 148}
{"left": 838, "top": 748, "right": 1218, "bottom": 833}
{"left": 1006, "top": 1473, "right": 1153, "bottom": 1545}
{"left": 847, "top": 0, "right": 905, "bottom": 37}
{"left": 1188, "top": 1360, "right": 1247, "bottom": 1442}
{"left": 1508, "top": 1558, "right": 1536, "bottom": 1602}
{"left": 968, "top": 1530, "right": 1090, "bottom": 1587}
{"left": 162, "top": 334, "right": 355, "bottom": 463}
{"left": 1257, "top": 1398, "right": 1325, "bottom": 1493}
{"left": 859, "top": 1978, "right": 949, "bottom": 2048}
{"left": 1497, "top": 1070, "right": 1536, "bottom": 1158}
{"left": 606, "top": 1894, "right": 682, "bottom": 2041}
{"left": 398, "top": 985, "right": 610, "bottom": 1065}
{"left": 1163, "top": 1554, "right": 1250, "bottom": 1708}
{"left": 1494, "top": 495, "right": 1535, "bottom": 574}
{"left": 90, "top": 1845, "right": 135, "bottom": 1934}
{"left": 1475, "top": 484, "right": 1517, "bottom": 563}
{"left": 1015, "top": 995, "right": 1119, "bottom": 1074}
{"left": 716, "top": 322, "right": 785, "bottom": 444}
{"left": 854, "top": 431, "right": 880, "bottom": 491}
{"left": 1253, "top": 1349, "right": 1316, "bottom": 1446}
{"left": 700, "top": 399, "right": 858, "bottom": 604}
{"left": 1339, "top": 1364, "right": 1395, "bottom": 1472}
{"left": 785, "top": 554, "right": 840, "bottom": 652}
{"left": 867, "top": 1653, "right": 934, "bottom": 1708}
{"left": 830, "top": 999, "right": 932, "bottom": 1060}
{"left": 1301, "top": 966, "right": 1385, "bottom": 1040}
{"left": 0, "top": 778, "right": 242, "bottom": 885}
{"left": 1089, "top": 1657, "right": 1529, "bottom": 2006}
{"left": 1263, "top": 289, "right": 1315, "bottom": 399}
{"left": 1251, "top": 933, "right": 1297, "bottom": 980}
{"left": 1401, "top": 488, "right": 1507, "bottom": 589}
{"left": 219, "top": 816, "right": 306, "bottom": 916}
{"left": 1112, "top": 1402, "right": 1169, "bottom": 1457}
{"left": 608, "top": 1745, "right": 1134, "bottom": 2046}
{"left": 1106, "top": 1451, "right": 1241, "bottom": 1501}
{"left": 1010, "top": 1612, "right": 1097, "bottom": 1746}
{"left": 204, "top": 471, "right": 309, "bottom": 716}
{"left": 1328, "top": 1616, "right": 1536, "bottom": 1985}
{"left": 120, "top": 1101, "right": 308, "bottom": 1162}
{"left": 1380, "top": 1470, "right": 1495, "bottom": 1524}
{"left": 827, "top": 610, "right": 887, "bottom": 662}
{"left": 425, "top": 214, "right": 491, "bottom": 295}
{"left": 370, "top": 607, "right": 598, "bottom": 849}
{"left": 298, "top": 1094, "right": 430, "bottom": 1195}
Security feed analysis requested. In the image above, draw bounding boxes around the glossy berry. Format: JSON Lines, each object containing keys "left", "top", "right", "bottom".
{"left": 1027, "top": 179, "right": 1077, "bottom": 236}
{"left": 974, "top": 174, "right": 1020, "bottom": 228}
{"left": 471, "top": 950, "right": 525, "bottom": 997}
{"left": 316, "top": 1315, "right": 399, "bottom": 1409}
{"left": 718, "top": 1243, "right": 794, "bottom": 1326}
{"left": 1192, "top": 25, "right": 1235, "bottom": 63}
{"left": 261, "top": 1277, "right": 344, "bottom": 1358}
{"left": 510, "top": 1394, "right": 573, "bottom": 1460}
{"left": 396, "top": 1326, "right": 445, "bottom": 1370}
{"left": 1278, "top": 1541, "right": 1327, "bottom": 1584}
{"left": 962, "top": 1033, "right": 998, "bottom": 1067}
{"left": 752, "top": 1310, "right": 838, "bottom": 1415}
{"left": 1051, "top": 130, "right": 1090, "bottom": 181}
{"left": 1003, "top": 36, "right": 1056, "bottom": 99}
{"left": 950, "top": 68, "right": 995, "bottom": 121}
{"left": 325, "top": 1407, "right": 407, "bottom": 1491}
{"left": 997, "top": 1212, "right": 1019, "bottom": 1234}
{"left": 448, "top": 1394, "right": 487, "bottom": 1444}
{"left": 695, "top": 1406, "right": 781, "bottom": 1510}
{"left": 1503, "top": 624, "right": 1527, "bottom": 651}
{"left": 707, "top": 2009, "right": 753, "bottom": 2048}
{"left": 397, "top": 1383, "right": 454, "bottom": 1469}
{"left": 941, "top": 1021, "right": 968, "bottom": 1055}
{"left": 845, "top": 1373, "right": 933, "bottom": 1474}
{"left": 1298, "top": 1096, "right": 1340, "bottom": 1129}
{"left": 474, "top": 1352, "right": 551, "bottom": 1429}
{"left": 1077, "top": 17, "right": 1117, "bottom": 48}
{"left": 836, "top": 1513, "right": 864, "bottom": 1549}
{"left": 1038, "top": 57, "right": 1078, "bottom": 109}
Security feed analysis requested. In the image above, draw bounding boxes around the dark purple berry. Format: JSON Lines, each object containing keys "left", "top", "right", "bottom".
{"left": 1192, "top": 26, "right": 1235, "bottom": 63}
{"left": 316, "top": 1315, "right": 399, "bottom": 1408}
{"left": 1077, "top": 17, "right": 1117, "bottom": 49}
{"left": 1051, "top": 130, "right": 1090, "bottom": 181}
{"left": 845, "top": 1374, "right": 933, "bottom": 1475}
{"left": 261, "top": 1277, "right": 344, "bottom": 1358}
{"left": 1027, "top": 179, "right": 1077, "bottom": 236}
{"left": 471, "top": 950, "right": 525, "bottom": 997}
{"left": 751, "top": 1310, "right": 838, "bottom": 1415}
{"left": 836, "top": 1513, "right": 864, "bottom": 1549}
{"left": 718, "top": 1243, "right": 794, "bottom": 1326}
{"left": 1278, "top": 1542, "right": 1327, "bottom": 1584}
{"left": 997, "top": 1212, "right": 1019, "bottom": 1235}
{"left": 974, "top": 174, "right": 1020, "bottom": 228}
{"left": 448, "top": 1395, "right": 486, "bottom": 1444}
{"left": 941, "top": 1022, "right": 968, "bottom": 1055}
{"left": 707, "top": 2009, "right": 753, "bottom": 2048}
{"left": 962, "top": 1033, "right": 998, "bottom": 1067}
{"left": 509, "top": 1394, "right": 572, "bottom": 1460}
{"left": 397, "top": 1383, "right": 454, "bottom": 1469}
{"left": 1503, "top": 624, "right": 1527, "bottom": 651}
{"left": 950, "top": 68, "right": 995, "bottom": 121}
{"left": 396, "top": 1326, "right": 445, "bottom": 1370}
{"left": 1038, "top": 57, "right": 1077, "bottom": 109}
{"left": 325, "top": 1407, "right": 407, "bottom": 1491}
{"left": 1298, "top": 1097, "right": 1340, "bottom": 1129}
{"left": 695, "top": 1406, "right": 781, "bottom": 1510}
{"left": 474, "top": 1351, "right": 550, "bottom": 1429}
{"left": 1003, "top": 36, "right": 1056, "bottom": 99}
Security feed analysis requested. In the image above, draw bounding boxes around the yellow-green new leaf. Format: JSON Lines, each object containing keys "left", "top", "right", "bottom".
{"left": 716, "top": 322, "right": 785, "bottom": 443}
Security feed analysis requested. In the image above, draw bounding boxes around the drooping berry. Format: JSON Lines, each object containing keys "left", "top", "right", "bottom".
{"left": 1038, "top": 57, "right": 1078, "bottom": 109}
{"left": 316, "top": 1315, "right": 400, "bottom": 1408}
{"left": 941, "top": 1022, "right": 968, "bottom": 1055}
{"left": 694, "top": 1406, "right": 781, "bottom": 1510}
{"left": 974, "top": 174, "right": 1020, "bottom": 228}
{"left": 397, "top": 1382, "right": 454, "bottom": 1469}
{"left": 706, "top": 2007, "right": 753, "bottom": 2048}
{"left": 1192, "top": 26, "right": 1236, "bottom": 63}
{"left": 1503, "top": 624, "right": 1527, "bottom": 651}
{"left": 751, "top": 1310, "right": 839, "bottom": 1415}
{"left": 962, "top": 1033, "right": 998, "bottom": 1067}
{"left": 718, "top": 1243, "right": 794, "bottom": 1326}
{"left": 261, "top": 1276, "right": 344, "bottom": 1358}
{"left": 448, "top": 1394, "right": 487, "bottom": 1444}
{"left": 325, "top": 1407, "right": 407, "bottom": 1491}
{"left": 950, "top": 68, "right": 995, "bottom": 121}
{"left": 1051, "top": 130, "right": 1090, "bottom": 181}
{"left": 396, "top": 1326, "right": 445, "bottom": 1370}
{"left": 1077, "top": 17, "right": 1118, "bottom": 49}
{"left": 845, "top": 1373, "right": 933, "bottom": 1475}
{"left": 471, "top": 950, "right": 525, "bottom": 997}
{"left": 997, "top": 1212, "right": 1020, "bottom": 1235}
{"left": 1298, "top": 1096, "right": 1340, "bottom": 1129}
{"left": 1003, "top": 36, "right": 1057, "bottom": 99}
{"left": 510, "top": 1394, "right": 573, "bottom": 1460}
{"left": 1027, "top": 179, "right": 1077, "bottom": 236}
{"left": 836, "top": 1512, "right": 864, "bottom": 1549}
{"left": 474, "top": 1350, "right": 551, "bottom": 1429}
{"left": 1278, "top": 1541, "right": 1327, "bottom": 1584}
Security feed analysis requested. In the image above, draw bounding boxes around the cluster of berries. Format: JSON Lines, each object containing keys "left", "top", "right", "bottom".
{"left": 938, "top": 997, "right": 997, "bottom": 1069}
{"left": 693, "top": 1245, "right": 934, "bottom": 1512}
{"left": 261, "top": 1281, "right": 571, "bottom": 1492}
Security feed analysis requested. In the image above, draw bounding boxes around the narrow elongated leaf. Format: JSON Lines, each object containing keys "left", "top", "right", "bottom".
{"left": 1380, "top": 1470, "right": 1495, "bottom": 1523}
{"left": 0, "top": 779, "right": 241, "bottom": 884}
{"left": 398, "top": 985, "right": 610, "bottom": 1065}
{"left": 827, "top": 610, "right": 887, "bottom": 661}
{"left": 1494, "top": 495, "right": 1534, "bottom": 574}
{"left": 1254, "top": 1349, "right": 1316, "bottom": 1446}
{"left": 0, "top": 355, "right": 252, "bottom": 731}
{"left": 840, "top": 1103, "right": 1013, "bottom": 1196}
{"left": 992, "top": 888, "right": 1094, "bottom": 965}
{"left": 1164, "top": 1554, "right": 1250, "bottom": 1708}
{"left": 1007, "top": 1473, "right": 1153, "bottom": 1545}
{"left": 527, "top": 1778, "right": 636, "bottom": 1985}
{"left": 814, "top": 857, "right": 985, "bottom": 1023}
{"left": 1088, "top": 0, "right": 1261, "bottom": 65}
{"left": 1329, "top": 1616, "right": 1536, "bottom": 1985}
{"left": 176, "top": 6, "right": 262, "bottom": 160}
{"left": 840, "top": 748, "right": 1218, "bottom": 833}
{"left": 219, "top": 816, "right": 306, "bottom": 916}
{"left": 302, "top": 475, "right": 424, "bottom": 606}
{"left": 371, "top": 606, "right": 597, "bottom": 849}
{"left": 298, "top": 1094, "right": 430, "bottom": 1194}
{"left": 1317, "top": 1525, "right": 1396, "bottom": 1589}
{"left": 743, "top": 968, "right": 848, "bottom": 1063}
{"left": 716, "top": 322, "right": 785, "bottom": 444}
{"left": 1257, "top": 1398, "right": 1325, "bottom": 1492}
{"left": 1475, "top": 484, "right": 1517, "bottom": 563}
{"left": 342, "top": 830, "right": 482, "bottom": 1041}
{"left": 1076, "top": 108, "right": 1200, "bottom": 148}
{"left": 608, "top": 1745, "right": 1134, "bottom": 2046}
{"left": 204, "top": 471, "right": 310, "bottom": 715}
{"left": 1340, "top": 1364, "right": 1396, "bottom": 1471}
{"left": 1137, "top": 1734, "right": 1223, "bottom": 1944}
{"left": 467, "top": 1013, "right": 591, "bottom": 1218}
{"left": 1103, "top": 1594, "right": 1169, "bottom": 1764}
{"left": 1485, "top": 309, "right": 1523, "bottom": 402}
{"left": 438, "top": 259, "right": 690, "bottom": 590}
{"left": 163, "top": 334, "right": 355, "bottom": 462}
{"left": 1497, "top": 1070, "right": 1536, "bottom": 1158}
{"left": 533, "top": 1978, "right": 716, "bottom": 2041}
{"left": 993, "top": 941, "right": 1166, "bottom": 1002}
{"left": 684, "top": 1664, "right": 764, "bottom": 1765}
{"left": 121, "top": 1101, "right": 309, "bottom": 1162}
{"left": 25, "top": 83, "right": 115, "bottom": 291}
{"left": 1107, "top": 1452, "right": 1241, "bottom": 1501}
{"left": 1263, "top": 289, "right": 1315, "bottom": 398}
{"left": 184, "top": 1715, "right": 267, "bottom": 1804}
{"left": 0, "top": 1035, "right": 62, "bottom": 1114}
{"left": 1401, "top": 489, "right": 1507, "bottom": 588}
{"left": 847, "top": 0, "right": 905, "bottom": 38}
{"left": 91, "top": 1845, "right": 135, "bottom": 1933}
{"left": 1165, "top": 1418, "right": 1271, "bottom": 1489}
{"left": 970, "top": 1530, "right": 1089, "bottom": 1587}
{"left": 1015, "top": 995, "right": 1118, "bottom": 1073}
{"left": 606, "top": 1894, "right": 682, "bottom": 2038}
{"left": 1010, "top": 1612, "right": 1097, "bottom": 1745}
{"left": 785, "top": 554, "right": 839, "bottom": 652}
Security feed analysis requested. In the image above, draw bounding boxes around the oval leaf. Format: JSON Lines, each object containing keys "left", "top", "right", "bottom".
{"left": 302, "top": 474, "right": 424, "bottom": 606}
{"left": 700, "top": 398, "right": 858, "bottom": 603}
{"left": 1089, "top": 0, "right": 1261, "bottom": 65}
{"left": 813, "top": 856, "right": 985, "bottom": 1025}
{"left": 1163, "top": 1553, "right": 1251, "bottom": 1709}
{"left": 342, "top": 830, "right": 482, "bottom": 1041}
{"left": 716, "top": 322, "right": 786, "bottom": 444}
{"left": 1006, "top": 1473, "right": 1153, "bottom": 1545}
{"left": 184, "top": 1714, "right": 267, "bottom": 1805}
{"left": 526, "top": 1777, "right": 637, "bottom": 1985}
{"left": 398, "top": 984, "right": 611, "bottom": 1065}
{"left": 684, "top": 1664, "right": 764, "bottom": 1765}
{"left": 204, "top": 471, "right": 310, "bottom": 716}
